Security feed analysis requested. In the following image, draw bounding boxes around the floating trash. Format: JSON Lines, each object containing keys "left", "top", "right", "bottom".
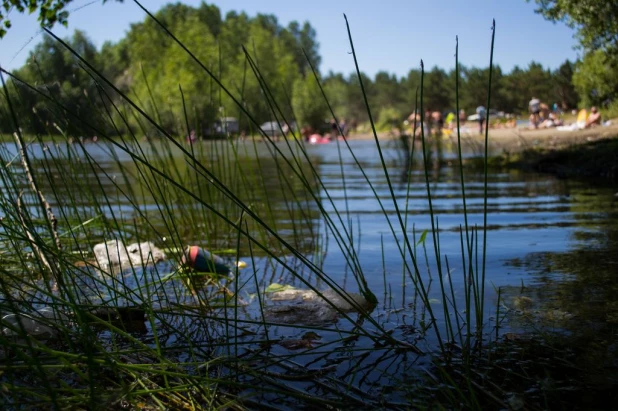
{"left": 181, "top": 246, "right": 232, "bottom": 274}
{"left": 93, "top": 240, "right": 166, "bottom": 270}
{"left": 1, "top": 307, "right": 70, "bottom": 340}
{"left": 181, "top": 246, "right": 246, "bottom": 274}
{"left": 263, "top": 284, "right": 374, "bottom": 325}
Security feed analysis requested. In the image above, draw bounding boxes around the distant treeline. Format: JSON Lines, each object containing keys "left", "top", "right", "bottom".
{"left": 0, "top": 2, "right": 582, "bottom": 136}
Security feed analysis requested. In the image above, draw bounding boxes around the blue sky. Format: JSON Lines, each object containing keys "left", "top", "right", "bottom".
{"left": 0, "top": 0, "right": 579, "bottom": 77}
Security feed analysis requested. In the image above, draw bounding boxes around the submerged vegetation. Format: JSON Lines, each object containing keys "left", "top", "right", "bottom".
{"left": 0, "top": 2, "right": 617, "bottom": 410}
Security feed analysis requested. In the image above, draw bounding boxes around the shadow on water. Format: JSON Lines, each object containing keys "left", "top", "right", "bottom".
{"left": 489, "top": 184, "right": 618, "bottom": 409}
{"left": 384, "top": 137, "right": 618, "bottom": 408}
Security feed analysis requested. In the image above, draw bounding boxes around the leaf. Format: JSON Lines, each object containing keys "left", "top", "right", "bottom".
{"left": 416, "top": 229, "right": 428, "bottom": 246}
{"left": 265, "top": 283, "right": 296, "bottom": 293}
{"left": 159, "top": 268, "right": 227, "bottom": 282}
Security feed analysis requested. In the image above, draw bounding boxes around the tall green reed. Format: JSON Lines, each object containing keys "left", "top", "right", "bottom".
{"left": 0, "top": 3, "right": 499, "bottom": 407}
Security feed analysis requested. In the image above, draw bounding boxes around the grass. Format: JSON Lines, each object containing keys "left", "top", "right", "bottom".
{"left": 0, "top": 7, "right": 526, "bottom": 409}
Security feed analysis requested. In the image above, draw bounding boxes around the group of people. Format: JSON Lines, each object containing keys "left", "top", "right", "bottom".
{"left": 528, "top": 97, "right": 561, "bottom": 129}
{"left": 529, "top": 97, "right": 602, "bottom": 129}
{"left": 406, "top": 109, "right": 466, "bottom": 136}
{"left": 299, "top": 118, "right": 350, "bottom": 143}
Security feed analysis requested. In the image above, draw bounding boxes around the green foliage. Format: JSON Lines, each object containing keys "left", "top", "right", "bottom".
{"left": 372, "top": 71, "right": 407, "bottom": 115}
{"left": 460, "top": 66, "right": 492, "bottom": 112}
{"left": 324, "top": 72, "right": 375, "bottom": 125}
{"left": 5, "top": 30, "right": 105, "bottom": 135}
{"left": 376, "top": 106, "right": 402, "bottom": 130}
{"left": 531, "top": 0, "right": 618, "bottom": 107}
{"left": 423, "top": 66, "right": 453, "bottom": 111}
{"left": 116, "top": 5, "right": 311, "bottom": 134}
{"left": 291, "top": 74, "right": 328, "bottom": 130}
{"left": 1, "top": 3, "right": 319, "bottom": 136}
{"left": 572, "top": 50, "right": 618, "bottom": 107}
{"left": 603, "top": 100, "right": 618, "bottom": 120}
{"left": 500, "top": 63, "right": 552, "bottom": 113}
{"left": 0, "top": 0, "right": 123, "bottom": 38}
{"left": 530, "top": 0, "right": 618, "bottom": 56}
{"left": 554, "top": 60, "right": 579, "bottom": 108}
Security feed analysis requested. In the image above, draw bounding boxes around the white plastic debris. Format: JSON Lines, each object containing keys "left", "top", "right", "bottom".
{"left": 270, "top": 288, "right": 370, "bottom": 312}
{"left": 264, "top": 284, "right": 373, "bottom": 325}
{"left": 93, "top": 240, "right": 166, "bottom": 270}
{"left": 1, "top": 307, "right": 70, "bottom": 339}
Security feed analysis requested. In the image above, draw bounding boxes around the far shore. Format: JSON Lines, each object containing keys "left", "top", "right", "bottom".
{"left": 4, "top": 120, "right": 616, "bottom": 155}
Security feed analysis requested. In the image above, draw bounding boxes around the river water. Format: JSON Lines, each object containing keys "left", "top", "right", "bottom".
{"left": 2, "top": 137, "right": 617, "bottom": 405}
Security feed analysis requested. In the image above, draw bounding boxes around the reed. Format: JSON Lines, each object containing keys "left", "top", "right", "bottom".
{"left": 0, "top": 4, "right": 502, "bottom": 408}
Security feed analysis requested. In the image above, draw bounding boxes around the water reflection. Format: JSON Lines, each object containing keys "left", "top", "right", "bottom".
{"left": 4, "top": 138, "right": 615, "bottom": 303}
{"left": 1, "top": 137, "right": 616, "bottom": 405}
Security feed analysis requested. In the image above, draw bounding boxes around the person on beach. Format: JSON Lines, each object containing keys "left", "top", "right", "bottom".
{"left": 431, "top": 111, "right": 444, "bottom": 134}
{"left": 301, "top": 126, "right": 312, "bottom": 142}
{"left": 424, "top": 108, "right": 433, "bottom": 136}
{"left": 529, "top": 97, "right": 541, "bottom": 129}
{"left": 539, "top": 103, "right": 550, "bottom": 122}
{"left": 330, "top": 119, "right": 338, "bottom": 139}
{"left": 445, "top": 111, "right": 455, "bottom": 129}
{"left": 407, "top": 111, "right": 422, "bottom": 136}
{"left": 585, "top": 106, "right": 602, "bottom": 128}
{"left": 476, "top": 106, "right": 486, "bottom": 134}
{"left": 458, "top": 109, "right": 466, "bottom": 124}
{"left": 339, "top": 118, "right": 347, "bottom": 137}
{"left": 539, "top": 112, "right": 561, "bottom": 128}
{"left": 187, "top": 129, "right": 197, "bottom": 143}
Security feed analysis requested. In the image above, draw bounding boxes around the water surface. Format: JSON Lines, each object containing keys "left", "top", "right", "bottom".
{"left": 2, "top": 137, "right": 616, "bottom": 404}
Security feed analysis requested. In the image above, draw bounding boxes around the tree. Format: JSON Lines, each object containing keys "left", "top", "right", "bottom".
{"left": 322, "top": 72, "right": 350, "bottom": 120}
{"left": 553, "top": 60, "right": 579, "bottom": 109}
{"left": 0, "top": 0, "right": 123, "bottom": 38}
{"left": 7, "top": 30, "right": 105, "bottom": 135}
{"left": 373, "top": 71, "right": 406, "bottom": 118}
{"left": 422, "top": 66, "right": 452, "bottom": 112}
{"left": 280, "top": 21, "right": 321, "bottom": 75}
{"left": 572, "top": 51, "right": 618, "bottom": 107}
{"left": 402, "top": 69, "right": 421, "bottom": 114}
{"left": 345, "top": 72, "right": 374, "bottom": 125}
{"left": 459, "top": 66, "right": 491, "bottom": 113}
{"left": 291, "top": 74, "right": 327, "bottom": 130}
{"left": 530, "top": 0, "right": 618, "bottom": 106}
{"left": 530, "top": 0, "right": 618, "bottom": 56}
{"left": 497, "top": 62, "right": 552, "bottom": 113}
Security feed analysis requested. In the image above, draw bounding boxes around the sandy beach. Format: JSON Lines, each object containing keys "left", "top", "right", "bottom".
{"left": 349, "top": 121, "right": 618, "bottom": 154}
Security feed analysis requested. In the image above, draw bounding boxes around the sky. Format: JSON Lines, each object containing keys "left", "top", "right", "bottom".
{"left": 0, "top": 0, "right": 579, "bottom": 78}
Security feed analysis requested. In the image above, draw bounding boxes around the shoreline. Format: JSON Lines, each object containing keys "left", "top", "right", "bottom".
{"left": 435, "top": 123, "right": 618, "bottom": 182}
{"left": 349, "top": 121, "right": 618, "bottom": 153}
{"left": 347, "top": 122, "right": 618, "bottom": 183}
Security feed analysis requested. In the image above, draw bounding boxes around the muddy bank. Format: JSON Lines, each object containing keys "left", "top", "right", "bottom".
{"left": 348, "top": 122, "right": 618, "bottom": 182}
{"left": 456, "top": 122, "right": 618, "bottom": 154}
{"left": 490, "top": 137, "right": 618, "bottom": 180}
{"left": 444, "top": 123, "right": 618, "bottom": 182}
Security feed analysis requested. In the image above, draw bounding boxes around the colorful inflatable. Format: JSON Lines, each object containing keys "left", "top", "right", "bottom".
{"left": 308, "top": 134, "right": 331, "bottom": 144}
{"left": 182, "top": 246, "right": 231, "bottom": 274}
